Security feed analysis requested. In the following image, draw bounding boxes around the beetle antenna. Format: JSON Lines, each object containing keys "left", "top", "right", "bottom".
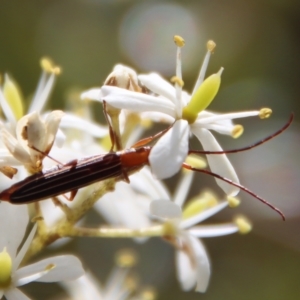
{"left": 189, "top": 113, "right": 293, "bottom": 155}
{"left": 182, "top": 163, "right": 285, "bottom": 221}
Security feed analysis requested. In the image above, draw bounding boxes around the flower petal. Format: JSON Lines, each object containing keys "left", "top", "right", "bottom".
{"left": 0, "top": 89, "right": 17, "bottom": 124}
{"left": 176, "top": 247, "right": 197, "bottom": 291}
{"left": 1, "top": 129, "right": 31, "bottom": 165}
{"left": 15, "top": 255, "right": 84, "bottom": 284}
{"left": 59, "top": 112, "right": 107, "bottom": 138}
{"left": 188, "top": 223, "right": 238, "bottom": 237}
{"left": 80, "top": 88, "right": 103, "bottom": 101}
{"left": 149, "top": 120, "right": 189, "bottom": 179}
{"left": 14, "top": 225, "right": 37, "bottom": 271}
{"left": 4, "top": 288, "right": 31, "bottom": 300}
{"left": 150, "top": 200, "right": 182, "bottom": 219}
{"left": 60, "top": 273, "right": 103, "bottom": 300}
{"left": 189, "top": 236, "right": 210, "bottom": 292}
{"left": 0, "top": 202, "right": 28, "bottom": 259}
{"left": 130, "top": 167, "right": 171, "bottom": 200}
{"left": 191, "top": 127, "right": 239, "bottom": 196}
{"left": 176, "top": 235, "right": 210, "bottom": 292}
{"left": 101, "top": 86, "right": 176, "bottom": 118}
{"left": 138, "top": 73, "right": 176, "bottom": 103}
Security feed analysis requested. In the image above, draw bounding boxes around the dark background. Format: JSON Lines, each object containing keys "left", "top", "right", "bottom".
{"left": 1, "top": 0, "right": 300, "bottom": 299}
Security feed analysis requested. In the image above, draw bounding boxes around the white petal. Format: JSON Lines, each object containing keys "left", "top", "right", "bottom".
{"left": 189, "top": 236, "right": 210, "bottom": 292}
{"left": 16, "top": 112, "right": 46, "bottom": 153}
{"left": 53, "top": 128, "right": 65, "bottom": 148}
{"left": 60, "top": 273, "right": 103, "bottom": 300}
{"left": 80, "top": 88, "right": 103, "bottom": 101}
{"left": 180, "top": 201, "right": 228, "bottom": 229}
{"left": 188, "top": 223, "right": 238, "bottom": 237}
{"left": 1, "top": 129, "right": 31, "bottom": 164}
{"left": 0, "top": 149, "right": 21, "bottom": 166}
{"left": 4, "top": 288, "right": 31, "bottom": 300}
{"left": 191, "top": 127, "right": 239, "bottom": 196}
{"left": 176, "top": 235, "right": 210, "bottom": 292}
{"left": 150, "top": 200, "right": 182, "bottom": 219}
{"left": 176, "top": 247, "right": 197, "bottom": 291}
{"left": 101, "top": 86, "right": 176, "bottom": 118}
{"left": 15, "top": 255, "right": 84, "bottom": 284}
{"left": 14, "top": 225, "right": 37, "bottom": 271}
{"left": 173, "top": 171, "right": 194, "bottom": 207}
{"left": 44, "top": 110, "right": 64, "bottom": 150}
{"left": 130, "top": 167, "right": 171, "bottom": 200}
{"left": 149, "top": 120, "right": 189, "bottom": 179}
{"left": 28, "top": 72, "right": 55, "bottom": 114}
{"left": 138, "top": 73, "right": 176, "bottom": 103}
{"left": 0, "top": 202, "right": 29, "bottom": 259}
{"left": 59, "top": 112, "right": 107, "bottom": 138}
{"left": 0, "top": 89, "right": 17, "bottom": 124}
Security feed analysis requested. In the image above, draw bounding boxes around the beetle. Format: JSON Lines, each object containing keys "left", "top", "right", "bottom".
{"left": 0, "top": 114, "right": 293, "bottom": 220}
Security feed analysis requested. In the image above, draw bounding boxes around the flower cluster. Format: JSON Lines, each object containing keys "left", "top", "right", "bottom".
{"left": 0, "top": 35, "right": 282, "bottom": 299}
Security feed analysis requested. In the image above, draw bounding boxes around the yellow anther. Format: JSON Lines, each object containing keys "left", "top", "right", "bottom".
{"left": 0, "top": 247, "right": 12, "bottom": 287}
{"left": 170, "top": 76, "right": 184, "bottom": 87}
{"left": 183, "top": 192, "right": 218, "bottom": 219}
{"left": 140, "top": 287, "right": 157, "bottom": 300}
{"left": 207, "top": 40, "right": 216, "bottom": 52}
{"left": 45, "top": 263, "right": 56, "bottom": 271}
{"left": 174, "top": 35, "right": 185, "bottom": 47}
{"left": 231, "top": 124, "right": 244, "bottom": 139}
{"left": 235, "top": 216, "right": 252, "bottom": 234}
{"left": 227, "top": 196, "right": 240, "bottom": 208}
{"left": 259, "top": 108, "right": 272, "bottom": 119}
{"left": 115, "top": 249, "right": 137, "bottom": 268}
{"left": 40, "top": 57, "right": 61, "bottom": 75}
{"left": 182, "top": 68, "right": 223, "bottom": 124}
{"left": 184, "top": 155, "right": 207, "bottom": 171}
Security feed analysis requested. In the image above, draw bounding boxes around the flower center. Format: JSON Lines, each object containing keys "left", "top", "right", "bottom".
{"left": 0, "top": 247, "right": 12, "bottom": 288}
{"left": 182, "top": 68, "right": 223, "bottom": 124}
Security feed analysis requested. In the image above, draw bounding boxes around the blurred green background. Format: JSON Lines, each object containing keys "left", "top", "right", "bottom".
{"left": 1, "top": 0, "right": 300, "bottom": 299}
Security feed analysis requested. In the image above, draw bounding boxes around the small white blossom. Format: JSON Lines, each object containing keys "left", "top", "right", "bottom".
{"left": 0, "top": 202, "right": 85, "bottom": 300}
{"left": 144, "top": 165, "right": 250, "bottom": 292}
{"left": 82, "top": 36, "right": 272, "bottom": 196}
{"left": 62, "top": 249, "right": 138, "bottom": 300}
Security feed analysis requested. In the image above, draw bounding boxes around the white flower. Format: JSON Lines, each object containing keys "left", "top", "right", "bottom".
{"left": 0, "top": 59, "right": 107, "bottom": 175}
{"left": 140, "top": 163, "right": 251, "bottom": 292}
{"left": 82, "top": 36, "right": 272, "bottom": 196}
{"left": 61, "top": 249, "right": 138, "bottom": 300}
{"left": 0, "top": 202, "right": 85, "bottom": 300}
{"left": 150, "top": 194, "right": 250, "bottom": 292}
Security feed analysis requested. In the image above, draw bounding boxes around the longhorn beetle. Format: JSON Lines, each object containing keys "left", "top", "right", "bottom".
{"left": 0, "top": 112, "right": 293, "bottom": 220}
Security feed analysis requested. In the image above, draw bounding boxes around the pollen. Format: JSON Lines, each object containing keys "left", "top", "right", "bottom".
{"left": 234, "top": 216, "right": 252, "bottom": 234}
{"left": 0, "top": 247, "right": 12, "bottom": 288}
{"left": 170, "top": 76, "right": 184, "bottom": 87}
{"left": 140, "top": 287, "right": 157, "bottom": 300}
{"left": 115, "top": 249, "right": 138, "bottom": 267}
{"left": 40, "top": 57, "right": 61, "bottom": 75}
{"left": 173, "top": 35, "right": 185, "bottom": 47}
{"left": 207, "top": 40, "right": 216, "bottom": 52}
{"left": 231, "top": 124, "right": 244, "bottom": 138}
{"left": 184, "top": 155, "right": 207, "bottom": 171}
{"left": 227, "top": 195, "right": 240, "bottom": 208}
{"left": 259, "top": 108, "right": 272, "bottom": 119}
